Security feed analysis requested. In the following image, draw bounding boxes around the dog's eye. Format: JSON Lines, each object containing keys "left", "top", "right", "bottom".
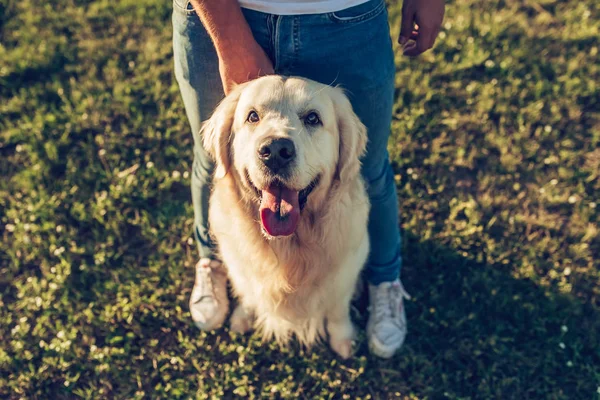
{"left": 304, "top": 112, "right": 321, "bottom": 126}
{"left": 247, "top": 111, "right": 260, "bottom": 124}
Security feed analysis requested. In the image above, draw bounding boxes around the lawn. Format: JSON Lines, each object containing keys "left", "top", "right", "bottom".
{"left": 0, "top": 0, "right": 599, "bottom": 398}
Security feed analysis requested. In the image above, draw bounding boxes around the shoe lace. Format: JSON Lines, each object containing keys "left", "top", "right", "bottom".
{"left": 193, "top": 263, "right": 215, "bottom": 303}
{"left": 373, "top": 280, "right": 411, "bottom": 323}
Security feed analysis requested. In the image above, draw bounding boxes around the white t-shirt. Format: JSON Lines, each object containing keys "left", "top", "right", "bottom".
{"left": 238, "top": 0, "right": 370, "bottom": 15}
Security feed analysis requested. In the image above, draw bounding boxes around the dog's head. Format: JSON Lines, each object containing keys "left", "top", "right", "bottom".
{"left": 202, "top": 76, "right": 367, "bottom": 238}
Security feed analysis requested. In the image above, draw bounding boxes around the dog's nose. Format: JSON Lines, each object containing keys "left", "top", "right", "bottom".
{"left": 257, "top": 138, "right": 296, "bottom": 172}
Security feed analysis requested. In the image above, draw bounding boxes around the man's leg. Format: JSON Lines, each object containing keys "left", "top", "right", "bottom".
{"left": 172, "top": 1, "right": 273, "bottom": 330}
{"left": 172, "top": 1, "right": 228, "bottom": 330}
{"left": 274, "top": 0, "right": 410, "bottom": 357}
{"left": 173, "top": 1, "right": 223, "bottom": 260}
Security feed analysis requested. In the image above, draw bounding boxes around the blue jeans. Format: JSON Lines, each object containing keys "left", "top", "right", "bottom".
{"left": 172, "top": 0, "right": 402, "bottom": 284}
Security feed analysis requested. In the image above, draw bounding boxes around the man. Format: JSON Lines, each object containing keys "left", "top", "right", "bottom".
{"left": 173, "top": 0, "right": 444, "bottom": 358}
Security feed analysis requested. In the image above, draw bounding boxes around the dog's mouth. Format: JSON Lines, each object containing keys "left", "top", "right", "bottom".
{"left": 245, "top": 171, "right": 320, "bottom": 237}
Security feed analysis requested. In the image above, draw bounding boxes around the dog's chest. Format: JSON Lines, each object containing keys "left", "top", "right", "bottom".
{"left": 226, "top": 231, "right": 338, "bottom": 310}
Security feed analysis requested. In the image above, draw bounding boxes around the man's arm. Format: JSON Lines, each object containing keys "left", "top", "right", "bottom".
{"left": 190, "top": 0, "right": 274, "bottom": 94}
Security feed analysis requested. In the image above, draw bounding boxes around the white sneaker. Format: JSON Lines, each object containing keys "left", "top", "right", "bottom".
{"left": 367, "top": 279, "right": 411, "bottom": 358}
{"left": 189, "top": 258, "right": 229, "bottom": 331}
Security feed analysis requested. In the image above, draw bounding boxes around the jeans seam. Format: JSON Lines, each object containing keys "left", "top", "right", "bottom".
{"left": 273, "top": 15, "right": 281, "bottom": 72}
{"left": 290, "top": 16, "right": 299, "bottom": 71}
{"left": 266, "top": 15, "right": 274, "bottom": 67}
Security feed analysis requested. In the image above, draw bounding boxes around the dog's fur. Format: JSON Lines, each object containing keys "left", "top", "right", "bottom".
{"left": 202, "top": 76, "right": 369, "bottom": 358}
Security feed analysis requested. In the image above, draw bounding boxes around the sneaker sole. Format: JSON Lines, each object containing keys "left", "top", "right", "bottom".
{"left": 368, "top": 334, "right": 403, "bottom": 359}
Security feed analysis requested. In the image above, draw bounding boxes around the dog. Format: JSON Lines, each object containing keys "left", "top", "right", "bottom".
{"left": 202, "top": 75, "right": 369, "bottom": 358}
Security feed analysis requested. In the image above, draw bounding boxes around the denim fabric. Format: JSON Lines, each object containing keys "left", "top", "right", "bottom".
{"left": 172, "top": 0, "right": 401, "bottom": 284}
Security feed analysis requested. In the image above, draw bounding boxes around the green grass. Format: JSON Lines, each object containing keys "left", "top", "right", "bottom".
{"left": 1, "top": 0, "right": 599, "bottom": 398}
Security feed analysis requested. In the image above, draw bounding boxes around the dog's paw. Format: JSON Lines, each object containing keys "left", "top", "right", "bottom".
{"left": 328, "top": 322, "right": 356, "bottom": 359}
{"left": 230, "top": 305, "right": 255, "bottom": 334}
{"left": 330, "top": 337, "right": 355, "bottom": 359}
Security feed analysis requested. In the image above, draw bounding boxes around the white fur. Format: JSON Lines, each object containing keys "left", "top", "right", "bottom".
{"left": 202, "top": 76, "right": 370, "bottom": 358}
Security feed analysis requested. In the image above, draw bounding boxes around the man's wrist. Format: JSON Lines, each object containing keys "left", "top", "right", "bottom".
{"left": 214, "top": 30, "right": 259, "bottom": 61}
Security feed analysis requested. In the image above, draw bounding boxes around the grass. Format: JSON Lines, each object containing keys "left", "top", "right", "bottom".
{"left": 0, "top": 0, "right": 599, "bottom": 398}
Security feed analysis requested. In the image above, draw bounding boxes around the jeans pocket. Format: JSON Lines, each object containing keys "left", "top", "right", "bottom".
{"left": 173, "top": 0, "right": 195, "bottom": 15}
{"left": 327, "top": 0, "right": 386, "bottom": 24}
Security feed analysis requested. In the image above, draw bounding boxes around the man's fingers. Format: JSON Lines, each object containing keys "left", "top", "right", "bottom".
{"left": 409, "top": 24, "right": 420, "bottom": 40}
{"left": 402, "top": 42, "right": 419, "bottom": 57}
{"left": 401, "top": 30, "right": 419, "bottom": 49}
{"left": 403, "top": 40, "right": 431, "bottom": 56}
{"left": 398, "top": 1, "right": 416, "bottom": 45}
{"left": 403, "top": 26, "right": 435, "bottom": 56}
{"left": 399, "top": 20, "right": 415, "bottom": 45}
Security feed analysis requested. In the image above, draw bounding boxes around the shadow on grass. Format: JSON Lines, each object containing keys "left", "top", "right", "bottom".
{"left": 118, "top": 224, "right": 596, "bottom": 399}
{"left": 382, "top": 231, "right": 599, "bottom": 398}
{"left": 200, "top": 228, "right": 599, "bottom": 398}
{"left": 16, "top": 216, "right": 599, "bottom": 398}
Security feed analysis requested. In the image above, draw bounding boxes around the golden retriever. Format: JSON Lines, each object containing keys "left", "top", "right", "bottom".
{"left": 202, "top": 76, "right": 369, "bottom": 358}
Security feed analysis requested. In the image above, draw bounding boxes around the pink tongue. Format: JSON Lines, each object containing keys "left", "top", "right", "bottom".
{"left": 259, "top": 184, "right": 300, "bottom": 237}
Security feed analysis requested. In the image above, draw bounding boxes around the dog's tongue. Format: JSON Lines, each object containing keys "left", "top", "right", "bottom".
{"left": 259, "top": 184, "right": 300, "bottom": 237}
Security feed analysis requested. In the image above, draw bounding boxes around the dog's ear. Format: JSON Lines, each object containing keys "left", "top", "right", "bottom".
{"left": 201, "top": 84, "right": 247, "bottom": 179}
{"left": 331, "top": 87, "right": 368, "bottom": 183}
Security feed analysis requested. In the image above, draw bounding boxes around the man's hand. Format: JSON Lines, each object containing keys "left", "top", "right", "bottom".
{"left": 191, "top": 0, "right": 273, "bottom": 94}
{"left": 218, "top": 40, "right": 274, "bottom": 95}
{"left": 398, "top": 0, "right": 445, "bottom": 57}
